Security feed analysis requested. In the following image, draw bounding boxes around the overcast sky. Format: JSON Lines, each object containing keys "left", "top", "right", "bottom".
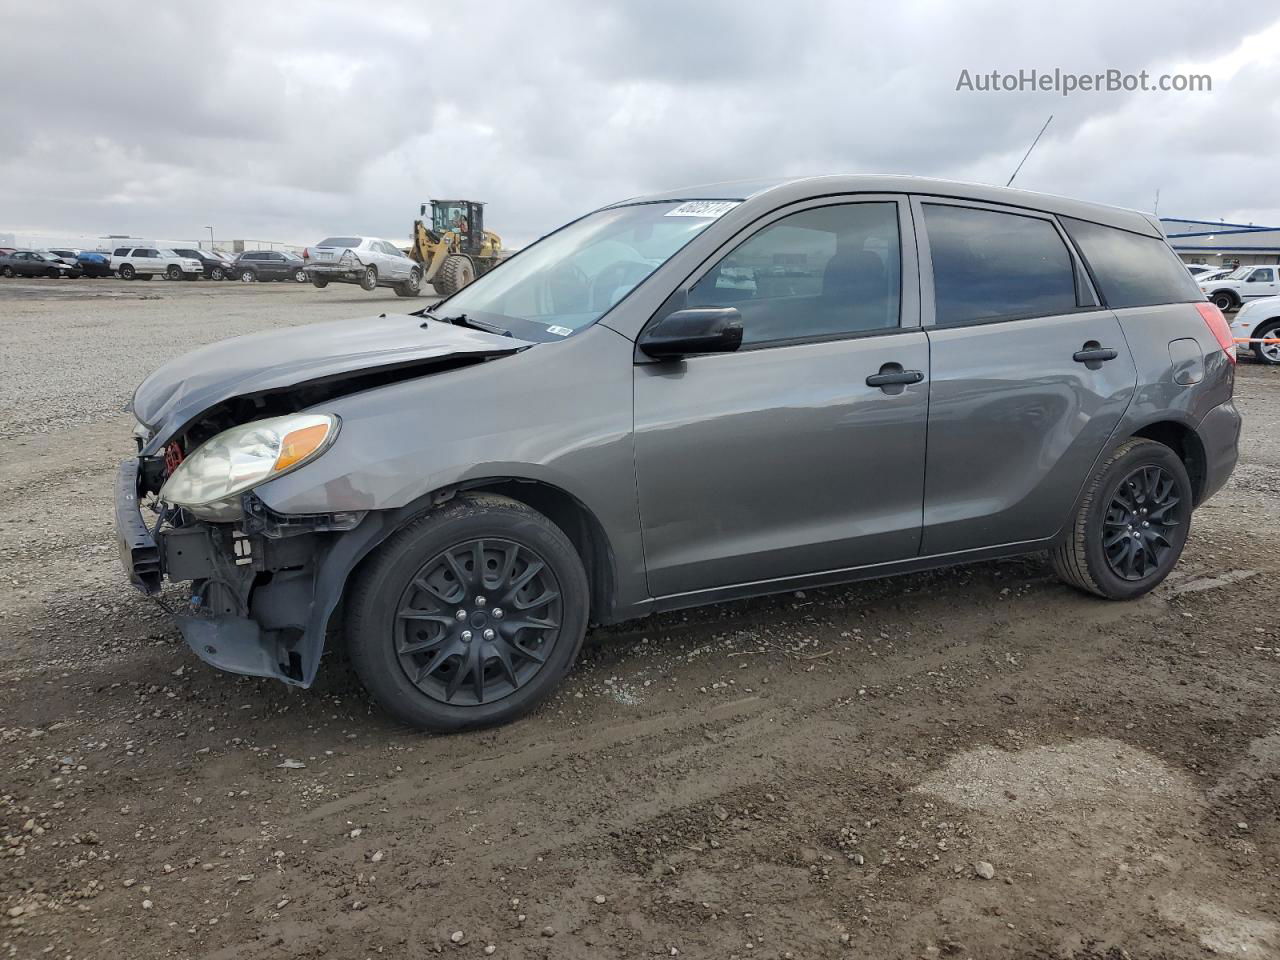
{"left": 3, "top": 1, "right": 1279, "bottom": 248}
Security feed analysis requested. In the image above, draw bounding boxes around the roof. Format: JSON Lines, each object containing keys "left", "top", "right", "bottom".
{"left": 613, "top": 175, "right": 1162, "bottom": 237}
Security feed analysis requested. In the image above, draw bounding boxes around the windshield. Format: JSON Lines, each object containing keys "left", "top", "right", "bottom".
{"left": 436, "top": 201, "right": 734, "bottom": 339}
{"left": 1225, "top": 266, "right": 1252, "bottom": 280}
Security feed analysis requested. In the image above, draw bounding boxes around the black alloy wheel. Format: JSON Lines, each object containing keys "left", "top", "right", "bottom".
{"left": 1102, "top": 464, "right": 1181, "bottom": 582}
{"left": 395, "top": 538, "right": 563, "bottom": 706}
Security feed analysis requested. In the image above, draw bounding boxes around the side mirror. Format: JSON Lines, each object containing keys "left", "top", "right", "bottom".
{"left": 638, "top": 307, "right": 744, "bottom": 360}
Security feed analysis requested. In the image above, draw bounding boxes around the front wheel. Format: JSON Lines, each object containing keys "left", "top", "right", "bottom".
{"left": 294, "top": 267, "right": 307, "bottom": 283}
{"left": 394, "top": 268, "right": 422, "bottom": 298}
{"left": 1211, "top": 291, "right": 1237, "bottom": 312}
{"left": 346, "top": 494, "right": 589, "bottom": 732}
{"left": 210, "top": 266, "right": 225, "bottom": 281}
{"left": 1252, "top": 320, "right": 1280, "bottom": 365}
{"left": 166, "top": 265, "right": 182, "bottom": 280}
{"left": 434, "top": 255, "right": 475, "bottom": 296}
{"left": 1051, "top": 438, "right": 1192, "bottom": 600}
{"left": 0, "top": 266, "right": 13, "bottom": 278}
{"left": 239, "top": 269, "right": 255, "bottom": 282}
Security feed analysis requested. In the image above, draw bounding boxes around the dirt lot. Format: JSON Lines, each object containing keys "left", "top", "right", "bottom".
{"left": 0, "top": 277, "right": 1277, "bottom": 960}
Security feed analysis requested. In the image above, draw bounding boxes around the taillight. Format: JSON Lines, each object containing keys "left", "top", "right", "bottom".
{"left": 303, "top": 248, "right": 309, "bottom": 260}
{"left": 1195, "top": 302, "right": 1237, "bottom": 364}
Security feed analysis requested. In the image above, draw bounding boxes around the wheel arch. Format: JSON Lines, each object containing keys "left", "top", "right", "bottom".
{"left": 1209, "top": 287, "right": 1241, "bottom": 307}
{"left": 1127, "top": 419, "right": 1208, "bottom": 505}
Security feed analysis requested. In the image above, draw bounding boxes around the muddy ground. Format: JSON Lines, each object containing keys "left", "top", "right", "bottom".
{"left": 0, "top": 278, "right": 1276, "bottom": 959}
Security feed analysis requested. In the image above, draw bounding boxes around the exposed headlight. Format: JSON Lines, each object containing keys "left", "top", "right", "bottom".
{"left": 160, "top": 413, "right": 339, "bottom": 521}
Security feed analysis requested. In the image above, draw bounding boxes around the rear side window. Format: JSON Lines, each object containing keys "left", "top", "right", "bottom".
{"left": 114, "top": 248, "right": 128, "bottom": 256}
{"left": 924, "top": 204, "right": 1078, "bottom": 326}
{"left": 687, "top": 202, "right": 902, "bottom": 346}
{"left": 318, "top": 237, "right": 361, "bottom": 248}
{"left": 1060, "top": 217, "right": 1203, "bottom": 308}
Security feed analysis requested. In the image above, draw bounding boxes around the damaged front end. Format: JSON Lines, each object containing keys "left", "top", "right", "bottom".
{"left": 114, "top": 312, "right": 532, "bottom": 686}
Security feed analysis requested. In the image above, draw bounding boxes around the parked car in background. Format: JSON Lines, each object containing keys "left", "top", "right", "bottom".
{"left": 1228, "top": 294, "right": 1280, "bottom": 365}
{"left": 1199, "top": 264, "right": 1280, "bottom": 311}
{"left": 110, "top": 247, "right": 204, "bottom": 281}
{"left": 171, "top": 248, "right": 236, "bottom": 281}
{"left": 1, "top": 250, "right": 83, "bottom": 278}
{"left": 303, "top": 236, "right": 422, "bottom": 296}
{"left": 46, "top": 248, "right": 82, "bottom": 263}
{"left": 229, "top": 250, "right": 307, "bottom": 283}
{"left": 1193, "top": 267, "right": 1233, "bottom": 285}
{"left": 1185, "top": 263, "right": 1215, "bottom": 277}
{"left": 74, "top": 251, "right": 113, "bottom": 278}
{"left": 116, "top": 175, "right": 1239, "bottom": 732}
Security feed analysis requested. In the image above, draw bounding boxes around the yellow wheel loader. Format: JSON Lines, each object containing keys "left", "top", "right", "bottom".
{"left": 410, "top": 199, "right": 505, "bottom": 296}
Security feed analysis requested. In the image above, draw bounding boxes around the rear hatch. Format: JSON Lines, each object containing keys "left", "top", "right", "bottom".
{"left": 310, "top": 237, "right": 362, "bottom": 264}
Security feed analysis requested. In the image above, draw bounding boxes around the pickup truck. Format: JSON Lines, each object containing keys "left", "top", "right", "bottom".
{"left": 1199, "top": 264, "right": 1280, "bottom": 311}
{"left": 110, "top": 246, "right": 205, "bottom": 281}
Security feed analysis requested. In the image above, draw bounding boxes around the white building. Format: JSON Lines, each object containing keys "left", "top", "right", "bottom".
{"left": 1161, "top": 217, "right": 1280, "bottom": 269}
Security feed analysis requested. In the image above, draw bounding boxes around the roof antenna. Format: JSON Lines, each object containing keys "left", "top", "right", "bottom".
{"left": 1006, "top": 114, "right": 1053, "bottom": 187}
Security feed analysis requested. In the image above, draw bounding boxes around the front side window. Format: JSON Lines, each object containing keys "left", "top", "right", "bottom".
{"left": 925, "top": 204, "right": 1079, "bottom": 326}
{"left": 687, "top": 203, "right": 902, "bottom": 346}
{"left": 1060, "top": 217, "right": 1204, "bottom": 309}
{"left": 1249, "top": 268, "right": 1275, "bottom": 282}
{"left": 438, "top": 201, "right": 729, "bottom": 341}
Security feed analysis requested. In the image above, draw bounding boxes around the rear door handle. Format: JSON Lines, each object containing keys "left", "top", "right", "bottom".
{"left": 1073, "top": 345, "right": 1118, "bottom": 364}
{"left": 866, "top": 366, "right": 925, "bottom": 388}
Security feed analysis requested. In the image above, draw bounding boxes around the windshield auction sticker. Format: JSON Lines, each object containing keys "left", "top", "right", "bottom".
{"left": 665, "top": 200, "right": 741, "bottom": 218}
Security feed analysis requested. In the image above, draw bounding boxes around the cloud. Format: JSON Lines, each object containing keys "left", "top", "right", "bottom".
{"left": 1, "top": 0, "right": 1276, "bottom": 248}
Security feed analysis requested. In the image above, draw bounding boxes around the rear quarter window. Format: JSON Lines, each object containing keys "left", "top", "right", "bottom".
{"left": 1060, "top": 217, "right": 1203, "bottom": 309}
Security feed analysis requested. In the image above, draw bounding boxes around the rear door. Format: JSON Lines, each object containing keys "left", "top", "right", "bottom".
{"left": 913, "top": 197, "right": 1138, "bottom": 555}
{"left": 633, "top": 196, "right": 930, "bottom": 598}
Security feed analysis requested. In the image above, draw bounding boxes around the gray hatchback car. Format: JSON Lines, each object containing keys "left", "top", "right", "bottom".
{"left": 116, "top": 175, "right": 1240, "bottom": 731}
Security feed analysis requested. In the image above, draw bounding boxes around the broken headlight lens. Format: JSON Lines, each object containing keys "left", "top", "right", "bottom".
{"left": 160, "top": 413, "right": 339, "bottom": 521}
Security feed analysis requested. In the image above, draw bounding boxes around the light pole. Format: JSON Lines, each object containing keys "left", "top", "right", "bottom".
{"left": 205, "top": 226, "right": 214, "bottom": 251}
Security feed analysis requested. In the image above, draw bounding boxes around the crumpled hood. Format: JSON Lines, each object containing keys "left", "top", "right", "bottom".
{"left": 132, "top": 312, "right": 531, "bottom": 442}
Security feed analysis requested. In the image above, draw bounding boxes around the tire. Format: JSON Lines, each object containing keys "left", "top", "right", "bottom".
{"left": 359, "top": 265, "right": 378, "bottom": 291}
{"left": 1211, "top": 290, "right": 1238, "bottom": 312}
{"left": 1252, "top": 319, "right": 1280, "bottom": 365}
{"left": 1050, "top": 438, "right": 1193, "bottom": 600}
{"left": 166, "top": 264, "right": 182, "bottom": 281}
{"left": 394, "top": 268, "right": 422, "bottom": 298}
{"left": 239, "top": 269, "right": 255, "bottom": 282}
{"left": 119, "top": 264, "right": 136, "bottom": 280}
{"left": 346, "top": 493, "right": 590, "bottom": 732}
{"left": 311, "top": 277, "right": 329, "bottom": 289}
{"left": 293, "top": 267, "right": 307, "bottom": 283}
{"left": 435, "top": 255, "right": 475, "bottom": 296}
{"left": 45, "top": 267, "right": 59, "bottom": 278}
{"left": 1, "top": 266, "right": 13, "bottom": 278}
{"left": 211, "top": 266, "right": 225, "bottom": 281}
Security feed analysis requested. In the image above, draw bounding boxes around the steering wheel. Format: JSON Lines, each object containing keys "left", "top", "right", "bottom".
{"left": 590, "top": 261, "right": 651, "bottom": 311}
{"left": 547, "top": 262, "right": 591, "bottom": 313}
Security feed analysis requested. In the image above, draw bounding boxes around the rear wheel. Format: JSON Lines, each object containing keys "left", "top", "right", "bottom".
{"left": 1252, "top": 319, "right": 1280, "bottom": 365}
{"left": 0, "top": 266, "right": 13, "bottom": 278}
{"left": 45, "top": 267, "right": 59, "bottom": 278}
{"left": 311, "top": 277, "right": 329, "bottom": 289}
{"left": 166, "top": 264, "right": 182, "bottom": 280}
{"left": 346, "top": 494, "right": 589, "bottom": 732}
{"left": 359, "top": 265, "right": 378, "bottom": 291}
{"left": 435, "top": 255, "right": 475, "bottom": 296}
{"left": 1051, "top": 438, "right": 1192, "bottom": 600}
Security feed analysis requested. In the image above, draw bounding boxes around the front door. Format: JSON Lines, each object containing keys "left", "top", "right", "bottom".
{"left": 633, "top": 197, "right": 930, "bottom": 599}
{"left": 1241, "top": 266, "right": 1279, "bottom": 301}
{"left": 913, "top": 198, "right": 1139, "bottom": 555}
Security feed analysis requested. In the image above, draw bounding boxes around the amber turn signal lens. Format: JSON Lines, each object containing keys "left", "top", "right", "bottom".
{"left": 274, "top": 423, "right": 332, "bottom": 471}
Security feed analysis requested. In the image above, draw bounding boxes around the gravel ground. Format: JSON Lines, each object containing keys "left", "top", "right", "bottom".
{"left": 0, "top": 278, "right": 1277, "bottom": 959}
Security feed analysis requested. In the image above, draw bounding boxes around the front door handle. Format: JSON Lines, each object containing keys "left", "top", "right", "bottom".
{"left": 1073, "top": 344, "right": 1118, "bottom": 364}
{"left": 866, "top": 364, "right": 925, "bottom": 389}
